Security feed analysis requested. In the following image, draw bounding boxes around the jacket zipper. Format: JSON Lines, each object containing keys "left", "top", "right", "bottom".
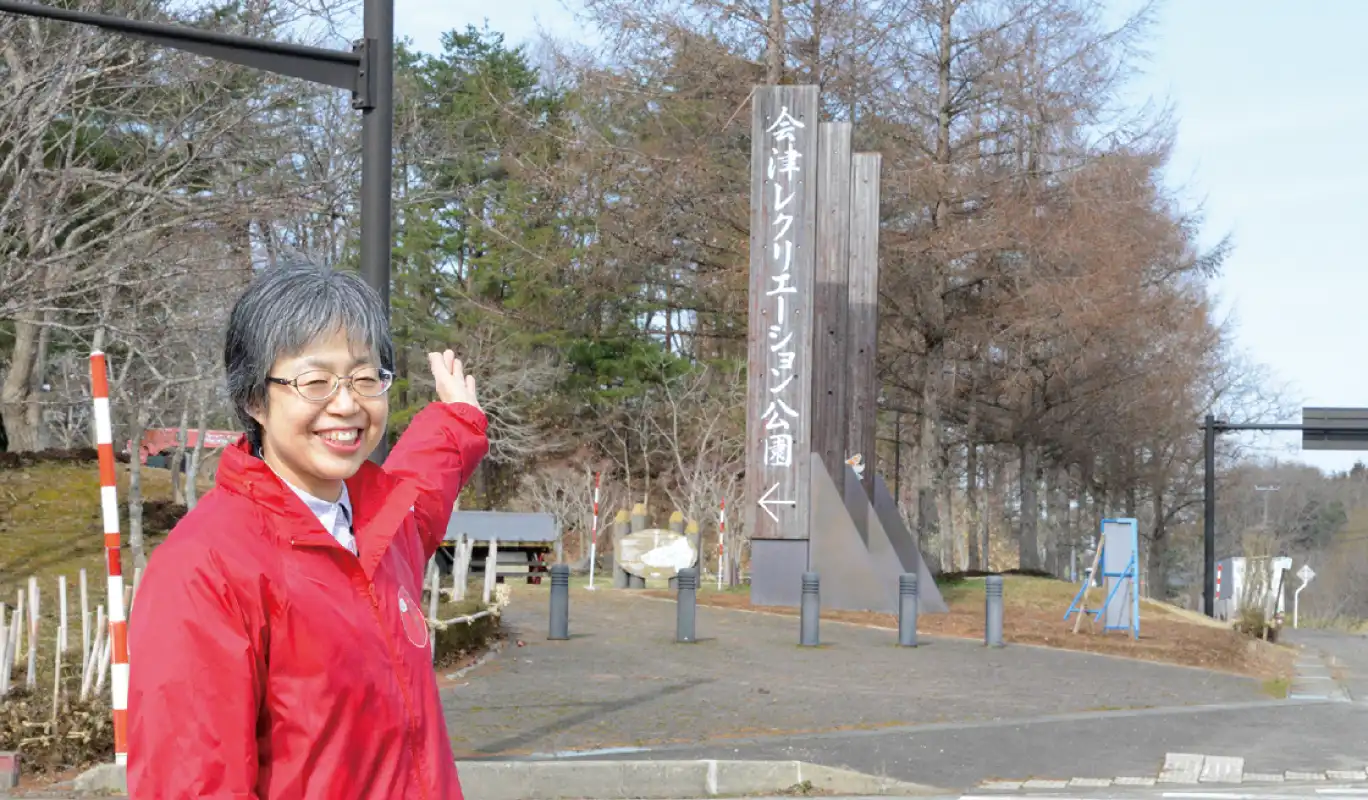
{"left": 294, "top": 538, "right": 433, "bottom": 800}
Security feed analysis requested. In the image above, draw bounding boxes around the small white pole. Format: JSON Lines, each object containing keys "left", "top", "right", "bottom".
{"left": 0, "top": 604, "right": 10, "bottom": 697}
{"left": 482, "top": 538, "right": 499, "bottom": 605}
{"left": 59, "top": 575, "right": 69, "bottom": 653}
{"left": 26, "top": 576, "right": 40, "bottom": 690}
{"left": 427, "top": 560, "right": 440, "bottom": 620}
{"left": 80, "top": 569, "right": 90, "bottom": 675}
{"left": 717, "top": 499, "right": 726, "bottom": 590}
{"left": 454, "top": 536, "right": 471, "bottom": 603}
{"left": 587, "top": 472, "right": 601, "bottom": 590}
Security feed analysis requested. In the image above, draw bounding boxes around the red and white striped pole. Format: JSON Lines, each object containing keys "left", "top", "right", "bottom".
{"left": 586, "top": 472, "right": 602, "bottom": 590}
{"left": 90, "top": 352, "right": 129, "bottom": 765}
{"left": 717, "top": 499, "right": 726, "bottom": 590}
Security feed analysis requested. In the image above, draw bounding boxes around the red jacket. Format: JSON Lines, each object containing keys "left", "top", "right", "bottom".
{"left": 127, "top": 401, "right": 489, "bottom": 800}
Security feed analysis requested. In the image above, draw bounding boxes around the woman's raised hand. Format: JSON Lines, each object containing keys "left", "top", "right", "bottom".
{"left": 427, "top": 349, "right": 481, "bottom": 411}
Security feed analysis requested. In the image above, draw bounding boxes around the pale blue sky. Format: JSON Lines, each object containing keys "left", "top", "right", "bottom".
{"left": 1120, "top": 0, "right": 1368, "bottom": 474}
{"left": 393, "top": 0, "right": 1367, "bottom": 475}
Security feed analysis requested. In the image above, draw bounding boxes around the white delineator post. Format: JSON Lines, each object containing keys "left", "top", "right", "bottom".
{"left": 1293, "top": 564, "right": 1316, "bottom": 629}
{"left": 586, "top": 472, "right": 601, "bottom": 590}
{"left": 91, "top": 351, "right": 130, "bottom": 765}
{"left": 717, "top": 499, "right": 726, "bottom": 590}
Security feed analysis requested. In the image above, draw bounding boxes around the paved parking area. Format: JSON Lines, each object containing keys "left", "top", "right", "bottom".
{"left": 443, "top": 587, "right": 1265, "bottom": 758}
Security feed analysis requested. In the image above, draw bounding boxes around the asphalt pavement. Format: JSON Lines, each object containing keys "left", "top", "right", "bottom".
{"left": 563, "top": 697, "right": 1368, "bottom": 789}
{"left": 1285, "top": 628, "right": 1368, "bottom": 700}
{"left": 462, "top": 589, "right": 1368, "bottom": 792}
{"left": 446, "top": 588, "right": 1265, "bottom": 760}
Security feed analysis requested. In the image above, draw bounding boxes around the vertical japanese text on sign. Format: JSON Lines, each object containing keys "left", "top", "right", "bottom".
{"left": 762, "top": 105, "right": 805, "bottom": 474}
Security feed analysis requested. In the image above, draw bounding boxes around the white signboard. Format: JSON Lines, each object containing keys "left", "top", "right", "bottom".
{"left": 1101, "top": 518, "right": 1139, "bottom": 633}
{"left": 616, "top": 529, "right": 697, "bottom": 580}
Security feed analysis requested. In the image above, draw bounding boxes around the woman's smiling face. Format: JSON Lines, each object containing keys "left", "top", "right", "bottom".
{"left": 250, "top": 327, "right": 389, "bottom": 501}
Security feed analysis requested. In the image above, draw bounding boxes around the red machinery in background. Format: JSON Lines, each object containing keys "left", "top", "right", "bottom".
{"left": 126, "top": 428, "right": 240, "bottom": 464}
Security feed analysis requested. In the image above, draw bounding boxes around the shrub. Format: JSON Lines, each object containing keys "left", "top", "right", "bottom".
{"left": 1233, "top": 605, "right": 1279, "bottom": 643}
{"left": 0, "top": 689, "right": 115, "bottom": 776}
{"left": 431, "top": 604, "right": 503, "bottom": 669}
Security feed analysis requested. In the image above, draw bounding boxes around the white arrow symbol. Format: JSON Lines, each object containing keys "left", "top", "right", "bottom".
{"left": 758, "top": 482, "right": 796, "bottom": 523}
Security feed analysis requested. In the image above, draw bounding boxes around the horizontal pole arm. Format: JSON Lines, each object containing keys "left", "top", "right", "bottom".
{"left": 1212, "top": 423, "right": 1310, "bottom": 432}
{"left": 0, "top": 0, "right": 362, "bottom": 91}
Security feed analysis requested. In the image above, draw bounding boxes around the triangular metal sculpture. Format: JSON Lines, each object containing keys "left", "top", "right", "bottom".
{"left": 808, "top": 452, "right": 897, "bottom": 612}
{"left": 805, "top": 451, "right": 949, "bottom": 615}
{"left": 871, "top": 474, "right": 947, "bottom": 614}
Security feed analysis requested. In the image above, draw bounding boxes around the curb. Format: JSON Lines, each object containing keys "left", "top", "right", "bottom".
{"left": 71, "top": 759, "right": 945, "bottom": 798}
{"left": 972, "top": 750, "right": 1368, "bottom": 790}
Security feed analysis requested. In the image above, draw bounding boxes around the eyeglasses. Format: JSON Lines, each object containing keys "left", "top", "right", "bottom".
{"left": 266, "top": 367, "right": 394, "bottom": 402}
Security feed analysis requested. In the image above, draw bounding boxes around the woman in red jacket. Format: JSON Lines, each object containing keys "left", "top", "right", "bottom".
{"left": 127, "top": 264, "right": 489, "bottom": 799}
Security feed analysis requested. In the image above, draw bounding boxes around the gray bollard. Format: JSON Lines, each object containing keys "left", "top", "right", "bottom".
{"left": 800, "top": 572, "right": 820, "bottom": 647}
{"left": 898, "top": 573, "right": 919, "bottom": 647}
{"left": 984, "top": 574, "right": 1004, "bottom": 647}
{"left": 549, "top": 564, "right": 570, "bottom": 640}
{"left": 676, "top": 567, "right": 698, "bottom": 643}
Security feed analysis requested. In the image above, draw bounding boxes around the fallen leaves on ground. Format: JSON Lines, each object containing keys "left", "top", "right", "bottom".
{"left": 647, "top": 575, "right": 1294, "bottom": 682}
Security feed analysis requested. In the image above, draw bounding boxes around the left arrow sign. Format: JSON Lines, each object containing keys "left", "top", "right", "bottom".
{"left": 758, "top": 482, "right": 796, "bottom": 523}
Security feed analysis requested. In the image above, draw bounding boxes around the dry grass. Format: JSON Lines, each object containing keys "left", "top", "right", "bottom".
{"left": 1, "top": 458, "right": 207, "bottom": 776}
{"left": 654, "top": 575, "right": 1295, "bottom": 682}
{"left": 0, "top": 460, "right": 209, "bottom": 600}
{"left": 2, "top": 460, "right": 209, "bottom": 700}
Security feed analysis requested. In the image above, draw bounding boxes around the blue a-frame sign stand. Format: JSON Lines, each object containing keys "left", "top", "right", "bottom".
{"left": 1065, "top": 518, "right": 1140, "bottom": 639}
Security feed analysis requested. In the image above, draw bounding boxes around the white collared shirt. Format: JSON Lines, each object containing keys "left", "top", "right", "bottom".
{"left": 276, "top": 474, "right": 358, "bottom": 555}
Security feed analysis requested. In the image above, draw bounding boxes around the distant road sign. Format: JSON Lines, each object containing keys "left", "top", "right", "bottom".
{"left": 1298, "top": 564, "right": 1316, "bottom": 584}
{"left": 617, "top": 528, "right": 697, "bottom": 580}
{"left": 1302, "top": 407, "right": 1368, "bottom": 451}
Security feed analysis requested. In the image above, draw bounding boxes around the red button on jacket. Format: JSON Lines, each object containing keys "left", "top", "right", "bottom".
{"left": 127, "top": 401, "right": 489, "bottom": 800}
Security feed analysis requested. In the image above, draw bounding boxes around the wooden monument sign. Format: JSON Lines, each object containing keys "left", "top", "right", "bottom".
{"left": 745, "top": 85, "right": 945, "bottom": 614}
{"left": 745, "top": 86, "right": 818, "bottom": 545}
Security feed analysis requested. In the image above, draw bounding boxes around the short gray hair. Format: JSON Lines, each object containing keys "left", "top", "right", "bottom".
{"left": 224, "top": 263, "right": 394, "bottom": 451}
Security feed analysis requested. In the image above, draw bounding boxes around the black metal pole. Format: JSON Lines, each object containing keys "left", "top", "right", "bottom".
{"left": 359, "top": 0, "right": 393, "bottom": 320}
{"left": 360, "top": 0, "right": 394, "bottom": 463}
{"left": 0, "top": 2, "right": 393, "bottom": 322}
{"left": 1203, "top": 413, "right": 1216, "bottom": 617}
{"left": 0, "top": 0, "right": 395, "bottom": 457}
{"left": 0, "top": 0, "right": 363, "bottom": 87}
